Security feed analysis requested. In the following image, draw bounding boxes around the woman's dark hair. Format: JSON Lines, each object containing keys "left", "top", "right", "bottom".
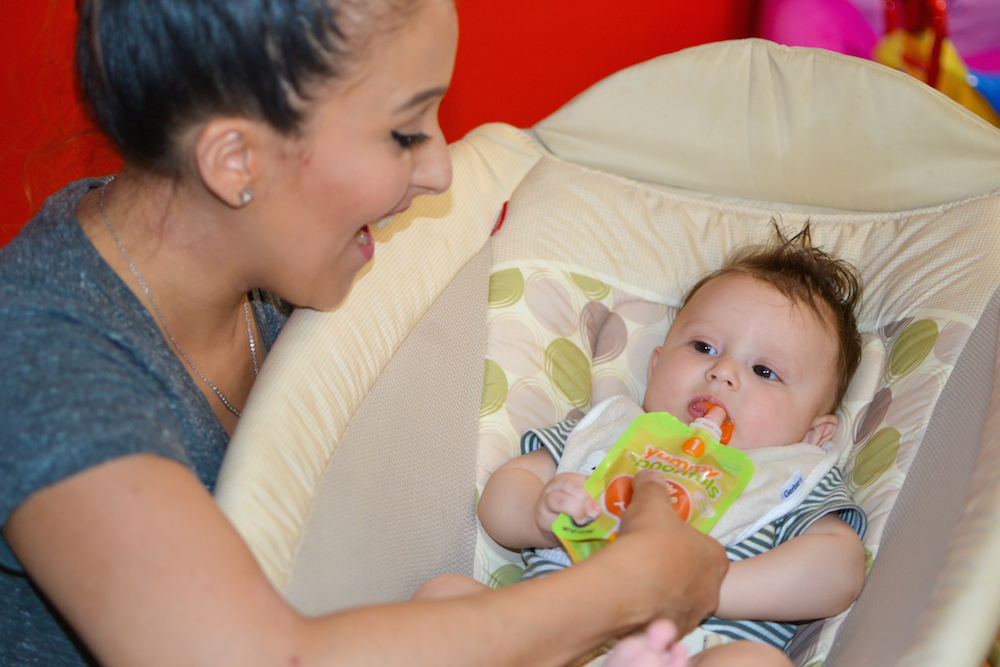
{"left": 683, "top": 222, "right": 864, "bottom": 412}
{"left": 76, "top": 0, "right": 419, "bottom": 175}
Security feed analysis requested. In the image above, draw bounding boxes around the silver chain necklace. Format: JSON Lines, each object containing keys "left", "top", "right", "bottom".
{"left": 99, "top": 175, "right": 259, "bottom": 417}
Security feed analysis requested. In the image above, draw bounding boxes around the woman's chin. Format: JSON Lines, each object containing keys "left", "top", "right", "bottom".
{"left": 278, "top": 279, "right": 349, "bottom": 312}
{"left": 306, "top": 288, "right": 353, "bottom": 312}
{"left": 275, "top": 251, "right": 372, "bottom": 312}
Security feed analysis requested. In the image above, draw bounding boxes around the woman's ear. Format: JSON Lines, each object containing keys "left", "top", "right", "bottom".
{"left": 803, "top": 413, "right": 838, "bottom": 446}
{"left": 193, "top": 118, "right": 259, "bottom": 208}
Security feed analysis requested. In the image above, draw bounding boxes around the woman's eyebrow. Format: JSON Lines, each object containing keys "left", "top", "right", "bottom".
{"left": 394, "top": 86, "right": 448, "bottom": 113}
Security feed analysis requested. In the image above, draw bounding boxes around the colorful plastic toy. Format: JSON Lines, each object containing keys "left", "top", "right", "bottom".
{"left": 758, "top": 0, "right": 1000, "bottom": 126}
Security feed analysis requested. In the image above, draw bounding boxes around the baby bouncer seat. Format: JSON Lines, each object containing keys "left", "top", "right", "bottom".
{"left": 216, "top": 39, "right": 1000, "bottom": 666}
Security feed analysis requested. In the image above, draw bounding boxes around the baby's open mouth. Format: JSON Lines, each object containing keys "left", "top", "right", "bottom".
{"left": 689, "top": 399, "right": 734, "bottom": 445}
{"left": 689, "top": 399, "right": 722, "bottom": 419}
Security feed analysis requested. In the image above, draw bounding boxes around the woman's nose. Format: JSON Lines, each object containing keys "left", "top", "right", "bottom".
{"left": 413, "top": 131, "right": 453, "bottom": 195}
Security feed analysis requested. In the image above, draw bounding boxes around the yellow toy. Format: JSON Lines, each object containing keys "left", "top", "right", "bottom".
{"left": 873, "top": 0, "right": 1000, "bottom": 126}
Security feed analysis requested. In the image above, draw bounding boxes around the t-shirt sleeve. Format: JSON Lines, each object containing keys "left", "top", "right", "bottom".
{"left": 0, "top": 307, "right": 196, "bottom": 568}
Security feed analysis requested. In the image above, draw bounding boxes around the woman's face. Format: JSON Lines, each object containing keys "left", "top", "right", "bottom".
{"left": 249, "top": 0, "right": 457, "bottom": 310}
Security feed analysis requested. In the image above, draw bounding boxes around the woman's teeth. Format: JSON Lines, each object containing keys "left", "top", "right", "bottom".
{"left": 355, "top": 228, "right": 372, "bottom": 245}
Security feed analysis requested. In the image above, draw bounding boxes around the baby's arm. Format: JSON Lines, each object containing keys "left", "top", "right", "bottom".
{"left": 478, "top": 449, "right": 599, "bottom": 550}
{"left": 714, "top": 513, "right": 866, "bottom": 622}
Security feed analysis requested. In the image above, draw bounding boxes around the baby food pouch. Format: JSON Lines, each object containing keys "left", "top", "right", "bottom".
{"left": 552, "top": 411, "right": 753, "bottom": 562}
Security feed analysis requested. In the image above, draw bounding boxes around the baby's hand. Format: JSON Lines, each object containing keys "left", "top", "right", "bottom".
{"left": 536, "top": 472, "right": 601, "bottom": 536}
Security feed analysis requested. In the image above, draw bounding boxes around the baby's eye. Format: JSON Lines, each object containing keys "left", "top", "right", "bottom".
{"left": 693, "top": 341, "right": 717, "bottom": 355}
{"left": 753, "top": 364, "right": 778, "bottom": 380}
{"left": 392, "top": 131, "right": 430, "bottom": 149}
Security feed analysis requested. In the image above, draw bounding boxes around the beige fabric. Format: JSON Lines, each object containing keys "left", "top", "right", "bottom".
{"left": 819, "top": 288, "right": 1000, "bottom": 667}
{"left": 215, "top": 124, "right": 544, "bottom": 591}
{"left": 283, "top": 244, "right": 491, "bottom": 615}
{"left": 492, "top": 154, "right": 1000, "bottom": 326}
{"left": 899, "top": 291, "right": 1000, "bottom": 666}
{"left": 535, "top": 39, "right": 1000, "bottom": 212}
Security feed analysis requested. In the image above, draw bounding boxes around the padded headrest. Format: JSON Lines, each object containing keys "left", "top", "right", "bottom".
{"left": 535, "top": 39, "right": 1000, "bottom": 211}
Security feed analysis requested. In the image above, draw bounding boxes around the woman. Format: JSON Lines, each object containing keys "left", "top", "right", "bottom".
{"left": 0, "top": 0, "right": 727, "bottom": 665}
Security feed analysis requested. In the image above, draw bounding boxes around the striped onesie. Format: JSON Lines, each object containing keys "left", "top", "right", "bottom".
{"left": 518, "top": 419, "right": 866, "bottom": 652}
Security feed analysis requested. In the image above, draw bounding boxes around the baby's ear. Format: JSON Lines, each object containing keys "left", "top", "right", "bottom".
{"left": 647, "top": 347, "right": 662, "bottom": 384}
{"left": 804, "top": 414, "right": 838, "bottom": 446}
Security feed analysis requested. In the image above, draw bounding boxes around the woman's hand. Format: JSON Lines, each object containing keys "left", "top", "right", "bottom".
{"left": 591, "top": 470, "right": 729, "bottom": 638}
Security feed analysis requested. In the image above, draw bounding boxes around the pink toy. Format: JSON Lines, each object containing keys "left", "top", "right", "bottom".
{"left": 758, "top": 0, "right": 1000, "bottom": 67}
{"left": 757, "top": 0, "right": 1000, "bottom": 124}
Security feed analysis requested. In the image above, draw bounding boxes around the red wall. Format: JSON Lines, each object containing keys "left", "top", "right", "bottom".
{"left": 0, "top": 0, "right": 756, "bottom": 247}
{"left": 441, "top": 0, "right": 758, "bottom": 141}
{"left": 1, "top": 0, "right": 120, "bottom": 247}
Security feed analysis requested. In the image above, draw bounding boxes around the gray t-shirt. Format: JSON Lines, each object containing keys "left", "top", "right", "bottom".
{"left": 0, "top": 179, "right": 288, "bottom": 666}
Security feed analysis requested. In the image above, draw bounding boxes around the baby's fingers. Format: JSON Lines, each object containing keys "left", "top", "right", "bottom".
{"left": 543, "top": 474, "right": 600, "bottom": 523}
{"left": 542, "top": 488, "right": 600, "bottom": 525}
{"left": 545, "top": 473, "right": 595, "bottom": 503}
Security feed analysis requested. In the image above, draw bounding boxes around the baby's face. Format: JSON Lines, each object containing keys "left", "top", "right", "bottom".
{"left": 644, "top": 273, "right": 840, "bottom": 451}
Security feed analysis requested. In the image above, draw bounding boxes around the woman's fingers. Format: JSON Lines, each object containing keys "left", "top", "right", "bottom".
{"left": 610, "top": 470, "right": 729, "bottom": 635}
{"left": 617, "top": 470, "right": 680, "bottom": 533}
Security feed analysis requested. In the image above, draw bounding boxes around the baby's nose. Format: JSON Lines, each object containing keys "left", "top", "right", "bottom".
{"left": 707, "top": 361, "right": 739, "bottom": 388}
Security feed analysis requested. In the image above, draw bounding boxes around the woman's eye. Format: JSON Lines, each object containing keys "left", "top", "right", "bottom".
{"left": 693, "top": 341, "right": 716, "bottom": 355}
{"left": 753, "top": 365, "right": 777, "bottom": 380}
{"left": 392, "top": 131, "right": 430, "bottom": 149}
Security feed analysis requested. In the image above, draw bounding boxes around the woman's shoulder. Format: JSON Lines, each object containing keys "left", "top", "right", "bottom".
{"left": 1, "top": 179, "right": 108, "bottom": 292}
{"left": 0, "top": 179, "right": 149, "bottom": 352}
{"left": 0, "top": 179, "right": 228, "bottom": 520}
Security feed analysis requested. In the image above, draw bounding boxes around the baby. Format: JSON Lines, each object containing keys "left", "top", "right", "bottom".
{"left": 477, "top": 226, "right": 868, "bottom": 666}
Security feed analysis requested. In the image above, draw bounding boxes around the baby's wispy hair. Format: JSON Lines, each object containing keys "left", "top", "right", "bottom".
{"left": 683, "top": 221, "right": 863, "bottom": 411}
